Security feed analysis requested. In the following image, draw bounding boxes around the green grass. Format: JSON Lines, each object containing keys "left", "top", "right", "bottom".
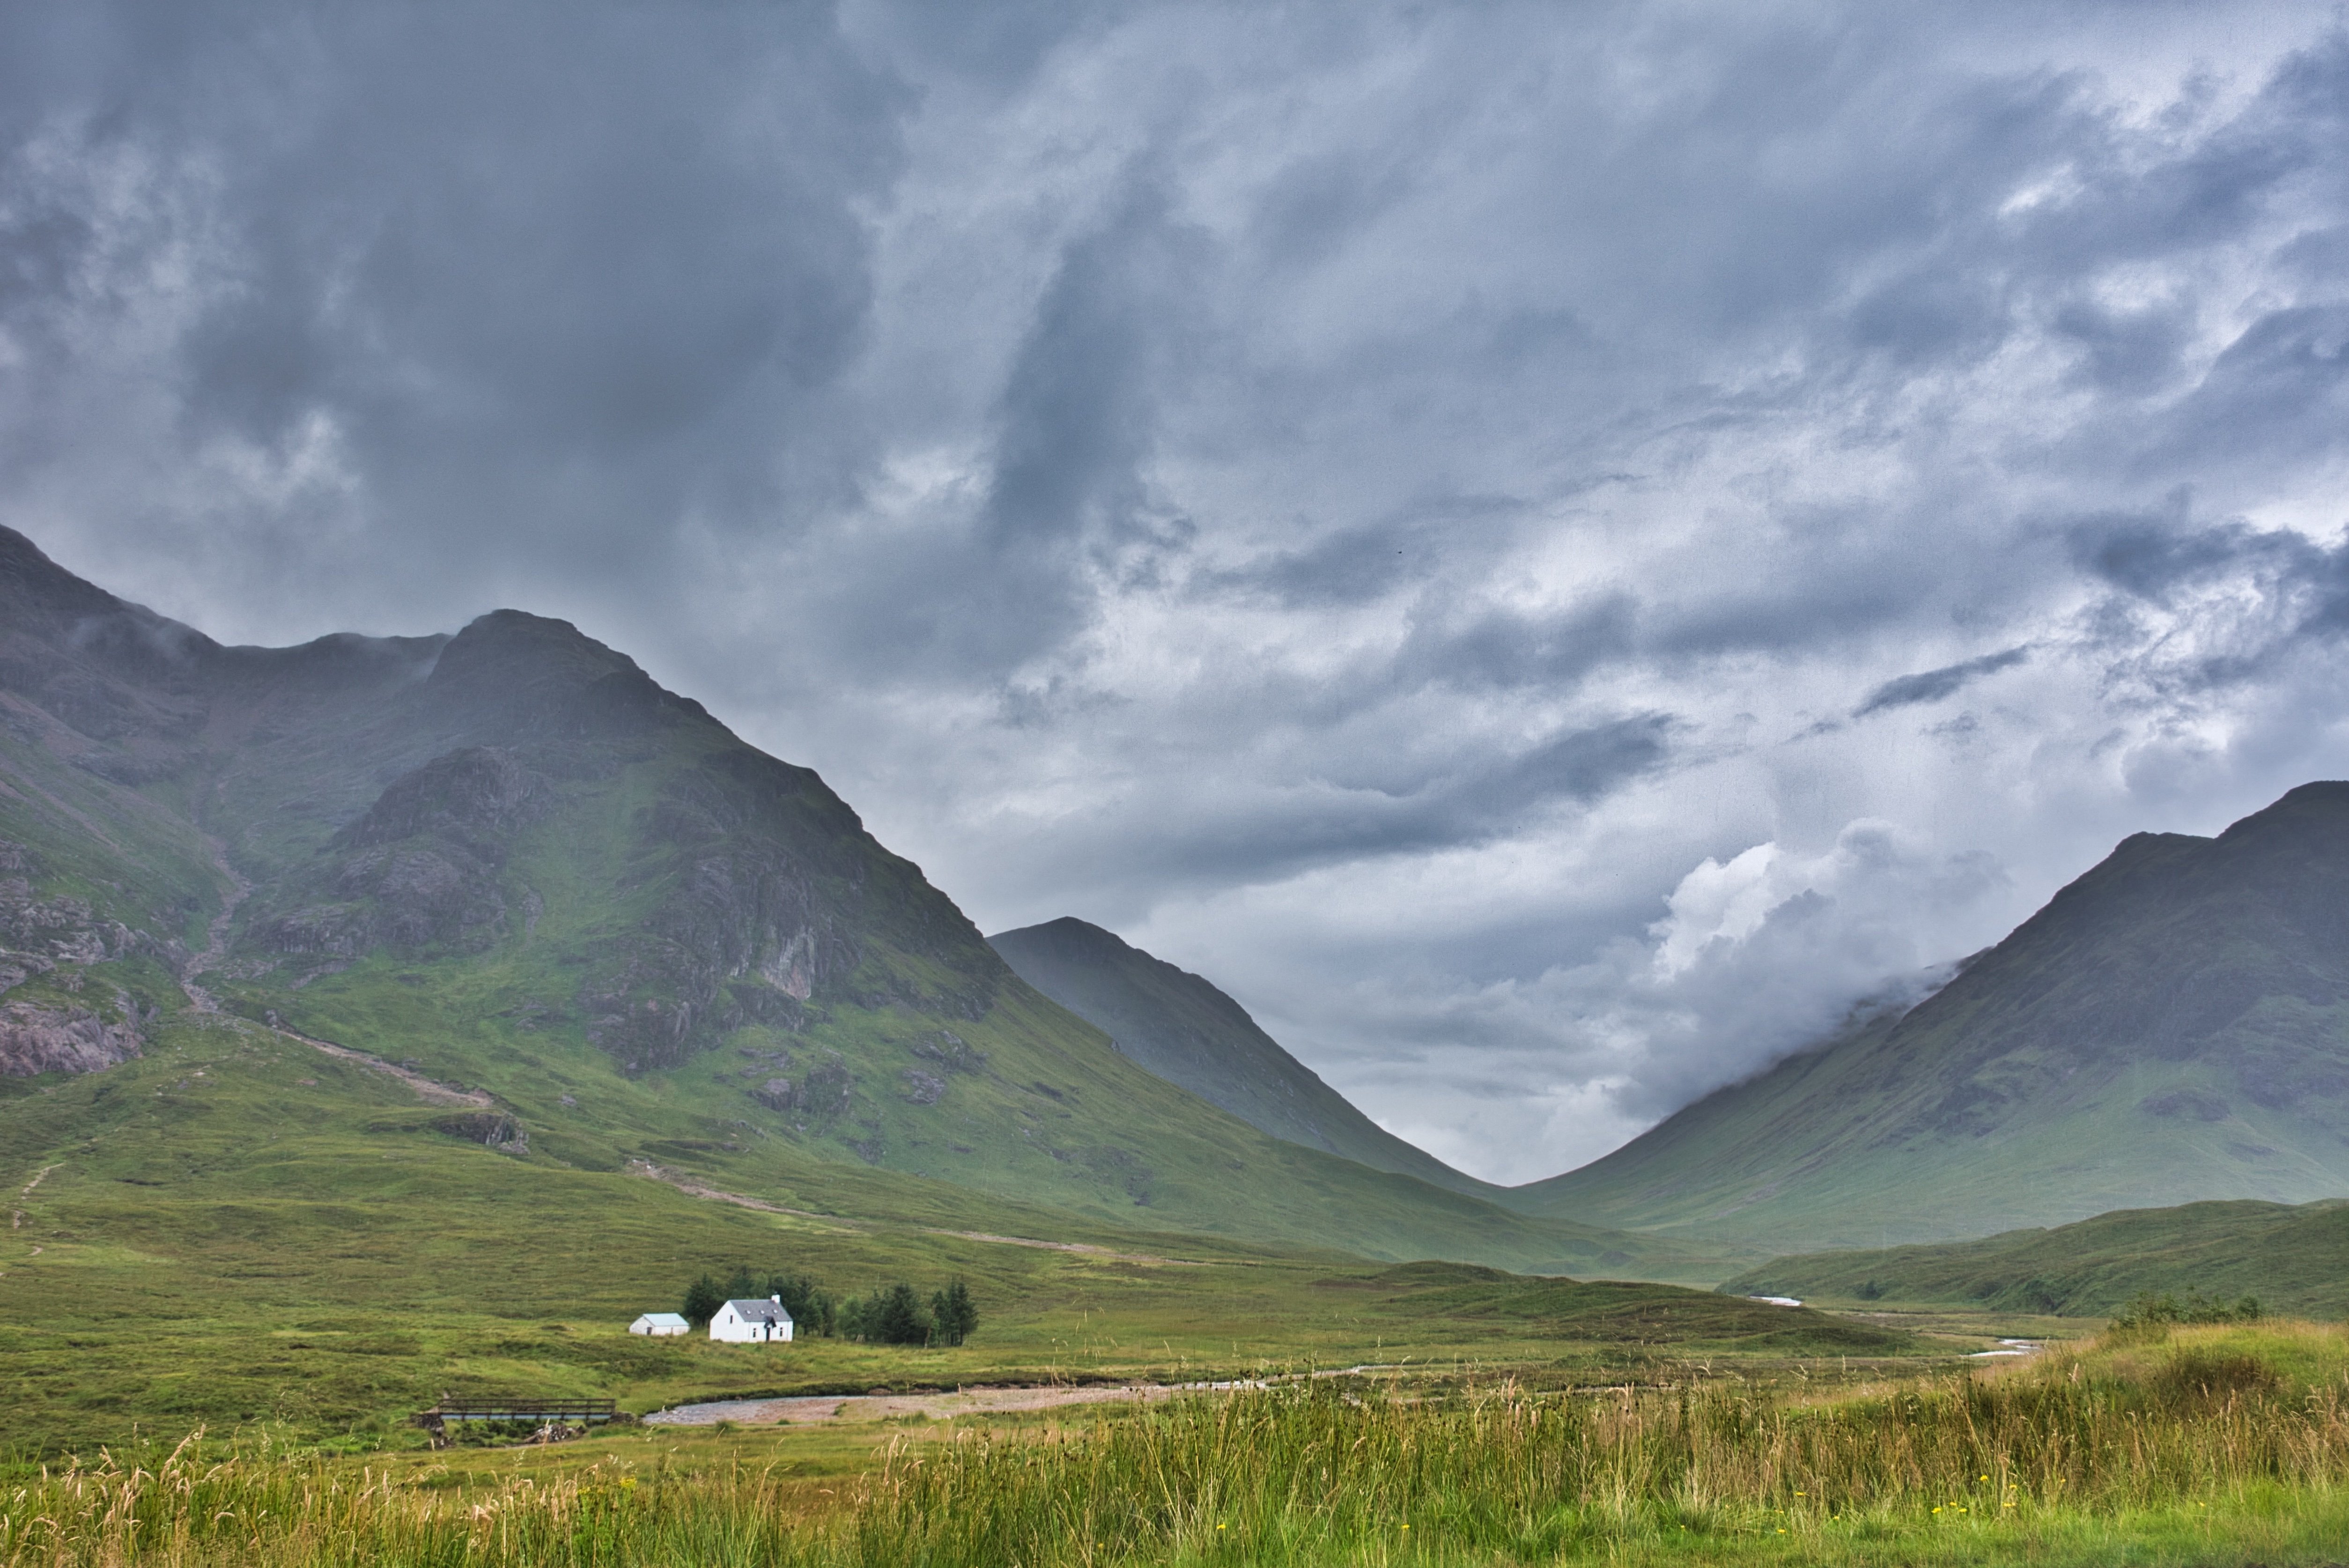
{"left": 1724, "top": 1198, "right": 2349, "bottom": 1317}
{"left": 8, "top": 1323, "right": 2349, "bottom": 1566}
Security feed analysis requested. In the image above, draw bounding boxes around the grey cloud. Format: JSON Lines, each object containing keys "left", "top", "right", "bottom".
{"left": 2068, "top": 511, "right": 2349, "bottom": 681}
{"left": 985, "top": 181, "right": 1179, "bottom": 557}
{"left": 1395, "top": 596, "right": 1643, "bottom": 695}
{"left": 7, "top": 0, "right": 2349, "bottom": 1182}
{"left": 1855, "top": 648, "right": 2032, "bottom": 717}
{"left": 2067, "top": 503, "right": 2258, "bottom": 601}
{"left": 2052, "top": 297, "right": 2198, "bottom": 393}
{"left": 2148, "top": 305, "right": 2349, "bottom": 473}
{"left": 0, "top": 2, "right": 909, "bottom": 621}
{"left": 1064, "top": 713, "right": 1681, "bottom": 898}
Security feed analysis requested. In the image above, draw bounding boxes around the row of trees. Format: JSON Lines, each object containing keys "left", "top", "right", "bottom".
{"left": 681, "top": 1269, "right": 979, "bottom": 1346}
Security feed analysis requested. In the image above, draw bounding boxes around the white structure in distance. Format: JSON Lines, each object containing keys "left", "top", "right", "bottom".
{"left": 630, "top": 1312, "right": 692, "bottom": 1337}
{"left": 709, "top": 1295, "right": 795, "bottom": 1343}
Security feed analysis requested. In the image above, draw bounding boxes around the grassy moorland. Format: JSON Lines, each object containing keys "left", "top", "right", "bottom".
{"left": 1725, "top": 1197, "right": 2349, "bottom": 1317}
{"left": 7, "top": 1321, "right": 2349, "bottom": 1566}
{"left": 0, "top": 1009, "right": 1902, "bottom": 1460}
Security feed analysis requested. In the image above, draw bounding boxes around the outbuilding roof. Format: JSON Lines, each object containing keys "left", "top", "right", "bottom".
{"left": 634, "top": 1312, "right": 691, "bottom": 1326}
{"left": 725, "top": 1298, "right": 794, "bottom": 1323}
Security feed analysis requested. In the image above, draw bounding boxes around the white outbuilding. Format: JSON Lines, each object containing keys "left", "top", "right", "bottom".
{"left": 630, "top": 1312, "right": 692, "bottom": 1337}
{"left": 709, "top": 1295, "right": 795, "bottom": 1343}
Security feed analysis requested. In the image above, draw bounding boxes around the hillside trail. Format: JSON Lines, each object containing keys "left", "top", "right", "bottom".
{"left": 177, "top": 831, "right": 251, "bottom": 1013}
{"left": 170, "top": 823, "right": 491, "bottom": 1109}
{"left": 627, "top": 1162, "right": 1203, "bottom": 1265}
{"left": 284, "top": 1028, "right": 494, "bottom": 1109}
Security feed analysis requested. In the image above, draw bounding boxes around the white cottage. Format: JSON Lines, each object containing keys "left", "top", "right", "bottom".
{"left": 630, "top": 1312, "right": 692, "bottom": 1337}
{"left": 709, "top": 1295, "right": 795, "bottom": 1343}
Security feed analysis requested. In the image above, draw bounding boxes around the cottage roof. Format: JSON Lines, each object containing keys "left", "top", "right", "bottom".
{"left": 725, "top": 1298, "right": 794, "bottom": 1323}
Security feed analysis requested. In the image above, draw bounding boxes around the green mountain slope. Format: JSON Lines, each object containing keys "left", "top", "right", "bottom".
{"left": 1722, "top": 1199, "right": 2349, "bottom": 1318}
{"left": 1510, "top": 785, "right": 2349, "bottom": 1251}
{"left": 0, "top": 524, "right": 1721, "bottom": 1281}
{"left": 989, "top": 917, "right": 1498, "bottom": 1199}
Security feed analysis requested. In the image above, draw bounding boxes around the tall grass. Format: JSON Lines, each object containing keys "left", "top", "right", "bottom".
{"left": 8, "top": 1328, "right": 2349, "bottom": 1566}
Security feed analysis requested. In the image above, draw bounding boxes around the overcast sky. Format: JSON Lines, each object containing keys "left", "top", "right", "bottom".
{"left": 6, "top": 1, "right": 2348, "bottom": 1183}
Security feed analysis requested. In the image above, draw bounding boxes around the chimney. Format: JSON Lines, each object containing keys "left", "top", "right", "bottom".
{"left": 771, "top": 1294, "right": 781, "bottom": 1303}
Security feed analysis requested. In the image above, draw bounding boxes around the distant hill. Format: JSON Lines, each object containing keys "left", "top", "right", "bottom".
{"left": 1722, "top": 1199, "right": 2349, "bottom": 1318}
{"left": 990, "top": 917, "right": 1497, "bottom": 1199}
{"left": 1509, "top": 786, "right": 2349, "bottom": 1251}
{"left": 0, "top": 524, "right": 1716, "bottom": 1281}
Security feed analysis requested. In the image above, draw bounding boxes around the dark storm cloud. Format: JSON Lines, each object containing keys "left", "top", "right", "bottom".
{"left": 0, "top": 1, "right": 908, "bottom": 613}
{"left": 2071, "top": 510, "right": 2349, "bottom": 666}
{"left": 1854, "top": 648, "right": 2032, "bottom": 717}
{"left": 1019, "top": 712, "right": 1680, "bottom": 899}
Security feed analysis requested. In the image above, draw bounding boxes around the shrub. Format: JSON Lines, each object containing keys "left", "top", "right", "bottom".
{"left": 2110, "top": 1289, "right": 2262, "bottom": 1333}
{"left": 2154, "top": 1348, "right": 2279, "bottom": 1408}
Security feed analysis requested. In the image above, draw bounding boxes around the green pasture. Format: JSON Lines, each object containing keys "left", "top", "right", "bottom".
{"left": 9, "top": 1322, "right": 2349, "bottom": 1567}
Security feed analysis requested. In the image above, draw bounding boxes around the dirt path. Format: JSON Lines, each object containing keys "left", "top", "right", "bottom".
{"left": 282, "top": 1028, "right": 494, "bottom": 1109}
{"left": 7, "top": 1163, "right": 54, "bottom": 1243}
{"left": 158, "top": 829, "right": 491, "bottom": 1109}
{"left": 642, "top": 1364, "right": 1414, "bottom": 1427}
{"left": 178, "top": 832, "right": 251, "bottom": 1012}
{"left": 919, "top": 1229, "right": 1205, "bottom": 1267}
{"left": 628, "top": 1162, "right": 860, "bottom": 1228}
{"left": 627, "top": 1165, "right": 1203, "bottom": 1265}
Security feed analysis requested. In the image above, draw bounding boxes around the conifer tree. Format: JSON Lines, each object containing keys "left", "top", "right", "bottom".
{"left": 931, "top": 1280, "right": 978, "bottom": 1345}
{"left": 682, "top": 1274, "right": 726, "bottom": 1326}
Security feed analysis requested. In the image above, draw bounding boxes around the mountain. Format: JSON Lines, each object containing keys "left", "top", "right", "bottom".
{"left": 1722, "top": 1198, "right": 2349, "bottom": 1319}
{"left": 0, "top": 525, "right": 1717, "bottom": 1280}
{"left": 1511, "top": 785, "right": 2349, "bottom": 1251}
{"left": 989, "top": 917, "right": 1496, "bottom": 1199}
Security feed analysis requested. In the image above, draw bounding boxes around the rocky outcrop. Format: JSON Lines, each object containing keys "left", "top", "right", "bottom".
{"left": 0, "top": 841, "right": 144, "bottom": 1000}
{"left": 428, "top": 1110, "right": 529, "bottom": 1154}
{"left": 913, "top": 1031, "right": 988, "bottom": 1073}
{"left": 258, "top": 747, "right": 548, "bottom": 957}
{"left": 0, "top": 998, "right": 141, "bottom": 1076}
{"left": 344, "top": 746, "right": 547, "bottom": 848}
{"left": 1, "top": 875, "right": 138, "bottom": 973}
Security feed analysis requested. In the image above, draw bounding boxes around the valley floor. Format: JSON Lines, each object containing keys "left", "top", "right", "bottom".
{"left": 6, "top": 1322, "right": 2348, "bottom": 1567}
